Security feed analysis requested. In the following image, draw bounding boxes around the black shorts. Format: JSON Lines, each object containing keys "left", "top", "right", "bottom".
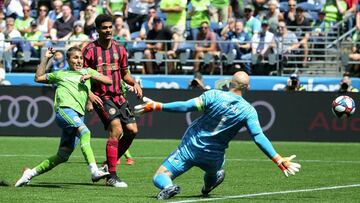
{"left": 94, "top": 99, "right": 136, "bottom": 130}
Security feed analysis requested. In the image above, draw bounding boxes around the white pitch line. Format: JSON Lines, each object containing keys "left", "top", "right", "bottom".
{"left": 169, "top": 184, "right": 360, "bottom": 203}
{"left": 0, "top": 154, "right": 360, "bottom": 164}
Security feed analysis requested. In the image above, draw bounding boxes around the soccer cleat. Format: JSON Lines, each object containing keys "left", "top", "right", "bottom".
{"left": 125, "top": 158, "right": 135, "bottom": 165}
{"left": 156, "top": 185, "right": 181, "bottom": 200}
{"left": 106, "top": 175, "right": 128, "bottom": 188}
{"left": 15, "top": 168, "right": 33, "bottom": 187}
{"left": 91, "top": 170, "right": 110, "bottom": 182}
{"left": 201, "top": 169, "right": 225, "bottom": 195}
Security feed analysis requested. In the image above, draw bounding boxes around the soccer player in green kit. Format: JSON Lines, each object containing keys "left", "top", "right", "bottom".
{"left": 15, "top": 47, "right": 112, "bottom": 187}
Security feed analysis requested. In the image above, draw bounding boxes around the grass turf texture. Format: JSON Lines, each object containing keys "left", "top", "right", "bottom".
{"left": 0, "top": 137, "right": 359, "bottom": 202}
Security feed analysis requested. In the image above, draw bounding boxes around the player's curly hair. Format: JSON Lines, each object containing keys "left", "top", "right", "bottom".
{"left": 95, "top": 14, "right": 113, "bottom": 29}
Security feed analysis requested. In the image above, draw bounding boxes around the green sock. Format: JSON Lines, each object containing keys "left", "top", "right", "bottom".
{"left": 79, "top": 127, "right": 96, "bottom": 165}
{"left": 35, "top": 154, "right": 66, "bottom": 175}
{"left": 124, "top": 150, "right": 132, "bottom": 158}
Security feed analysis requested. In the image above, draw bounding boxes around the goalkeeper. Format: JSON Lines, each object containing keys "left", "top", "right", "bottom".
{"left": 135, "top": 71, "right": 301, "bottom": 200}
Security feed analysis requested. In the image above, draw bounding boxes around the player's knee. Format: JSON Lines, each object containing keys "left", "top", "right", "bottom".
{"left": 57, "top": 148, "right": 73, "bottom": 162}
{"left": 109, "top": 127, "right": 123, "bottom": 139}
{"left": 78, "top": 125, "right": 90, "bottom": 136}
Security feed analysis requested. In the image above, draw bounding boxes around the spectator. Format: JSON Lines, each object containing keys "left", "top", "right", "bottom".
{"left": 0, "top": 10, "right": 5, "bottom": 32}
{"left": 46, "top": 50, "right": 69, "bottom": 72}
{"left": 81, "top": 4, "right": 98, "bottom": 40}
{"left": 160, "top": 0, "right": 187, "bottom": 40}
{"left": 48, "top": 0, "right": 63, "bottom": 22}
{"left": 5, "top": 0, "right": 25, "bottom": 19}
{"left": 127, "top": 0, "right": 154, "bottom": 32}
{"left": 259, "top": 0, "right": 283, "bottom": 33}
{"left": 348, "top": 30, "right": 360, "bottom": 76}
{"left": 113, "top": 16, "right": 131, "bottom": 49}
{"left": 275, "top": 20, "right": 299, "bottom": 67}
{"left": 50, "top": 3, "right": 76, "bottom": 47}
{"left": 242, "top": 19, "right": 275, "bottom": 75}
{"left": 105, "top": 0, "right": 128, "bottom": 16}
{"left": 188, "top": 0, "right": 211, "bottom": 40}
{"left": 243, "top": 4, "right": 261, "bottom": 38}
{"left": 227, "top": 20, "right": 251, "bottom": 73}
{"left": 193, "top": 21, "right": 220, "bottom": 74}
{"left": 144, "top": 17, "right": 179, "bottom": 74}
{"left": 14, "top": 4, "right": 34, "bottom": 36}
{"left": 88, "top": 0, "right": 105, "bottom": 16}
{"left": 3, "top": 17, "right": 21, "bottom": 72}
{"left": 290, "top": 6, "right": 310, "bottom": 67}
{"left": 338, "top": 72, "right": 359, "bottom": 93}
{"left": 283, "top": 0, "right": 297, "bottom": 26}
{"left": 209, "top": 0, "right": 229, "bottom": 24}
{"left": 36, "top": 4, "right": 53, "bottom": 38}
{"left": 322, "top": 0, "right": 347, "bottom": 27}
{"left": 284, "top": 73, "right": 306, "bottom": 91}
{"left": 229, "top": 0, "right": 244, "bottom": 19}
{"left": 220, "top": 17, "right": 236, "bottom": 40}
{"left": 137, "top": 6, "right": 158, "bottom": 40}
{"left": 66, "top": 21, "right": 89, "bottom": 49}
{"left": 22, "top": 20, "right": 46, "bottom": 59}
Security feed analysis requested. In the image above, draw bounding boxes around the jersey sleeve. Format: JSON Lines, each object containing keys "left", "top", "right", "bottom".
{"left": 245, "top": 106, "right": 263, "bottom": 135}
{"left": 82, "top": 46, "right": 94, "bottom": 68}
{"left": 199, "top": 90, "right": 217, "bottom": 110}
{"left": 46, "top": 72, "right": 58, "bottom": 84}
{"left": 86, "top": 68, "right": 101, "bottom": 77}
{"left": 119, "top": 46, "right": 128, "bottom": 71}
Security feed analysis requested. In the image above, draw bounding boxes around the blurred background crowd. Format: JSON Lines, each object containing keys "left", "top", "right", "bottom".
{"left": 0, "top": 0, "right": 359, "bottom": 79}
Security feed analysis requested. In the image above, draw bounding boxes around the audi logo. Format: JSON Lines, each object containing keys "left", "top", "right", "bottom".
{"left": 186, "top": 100, "right": 276, "bottom": 132}
{"left": 0, "top": 95, "right": 55, "bottom": 128}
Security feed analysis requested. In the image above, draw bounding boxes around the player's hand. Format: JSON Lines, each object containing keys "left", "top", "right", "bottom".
{"left": 80, "top": 74, "right": 91, "bottom": 83}
{"left": 272, "top": 154, "right": 301, "bottom": 177}
{"left": 86, "top": 100, "right": 94, "bottom": 112}
{"left": 134, "top": 97, "right": 162, "bottom": 116}
{"left": 89, "top": 92, "right": 103, "bottom": 108}
{"left": 44, "top": 47, "right": 55, "bottom": 58}
{"left": 133, "top": 82, "right": 143, "bottom": 98}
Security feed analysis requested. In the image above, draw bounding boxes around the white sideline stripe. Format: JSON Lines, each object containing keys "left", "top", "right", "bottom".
{"left": 169, "top": 184, "right": 360, "bottom": 203}
{"left": 0, "top": 154, "right": 360, "bottom": 164}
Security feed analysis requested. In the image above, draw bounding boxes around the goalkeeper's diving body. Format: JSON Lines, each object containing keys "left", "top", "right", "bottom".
{"left": 15, "top": 47, "right": 112, "bottom": 187}
{"left": 134, "top": 71, "right": 301, "bottom": 200}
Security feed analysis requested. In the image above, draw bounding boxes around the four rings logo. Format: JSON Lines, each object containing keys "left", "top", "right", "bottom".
{"left": 0, "top": 95, "right": 55, "bottom": 128}
{"left": 186, "top": 100, "right": 276, "bottom": 132}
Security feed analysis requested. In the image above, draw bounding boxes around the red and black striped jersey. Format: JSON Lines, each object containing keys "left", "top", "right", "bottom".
{"left": 82, "top": 40, "right": 128, "bottom": 105}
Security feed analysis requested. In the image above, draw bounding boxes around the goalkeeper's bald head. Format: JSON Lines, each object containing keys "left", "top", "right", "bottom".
{"left": 229, "top": 71, "right": 250, "bottom": 94}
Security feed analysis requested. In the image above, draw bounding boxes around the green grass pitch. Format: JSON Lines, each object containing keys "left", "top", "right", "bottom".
{"left": 0, "top": 137, "right": 359, "bottom": 202}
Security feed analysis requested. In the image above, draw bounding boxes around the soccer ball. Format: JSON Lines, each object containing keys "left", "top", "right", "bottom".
{"left": 331, "top": 96, "right": 356, "bottom": 119}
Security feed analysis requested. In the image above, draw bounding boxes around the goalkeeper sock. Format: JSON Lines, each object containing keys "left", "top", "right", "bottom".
{"left": 78, "top": 127, "right": 96, "bottom": 169}
{"left": 124, "top": 150, "right": 132, "bottom": 159}
{"left": 117, "top": 133, "right": 135, "bottom": 159}
{"left": 34, "top": 154, "right": 66, "bottom": 175}
{"left": 106, "top": 138, "right": 119, "bottom": 174}
{"left": 153, "top": 173, "right": 173, "bottom": 189}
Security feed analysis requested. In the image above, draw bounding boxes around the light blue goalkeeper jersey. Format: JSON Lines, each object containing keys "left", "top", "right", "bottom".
{"left": 180, "top": 89, "right": 262, "bottom": 159}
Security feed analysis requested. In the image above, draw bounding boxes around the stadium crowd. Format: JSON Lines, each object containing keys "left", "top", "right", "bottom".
{"left": 0, "top": 0, "right": 359, "bottom": 77}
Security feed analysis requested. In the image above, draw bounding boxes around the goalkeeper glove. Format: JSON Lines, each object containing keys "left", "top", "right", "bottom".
{"left": 272, "top": 154, "right": 301, "bottom": 177}
{"left": 134, "top": 97, "right": 162, "bottom": 116}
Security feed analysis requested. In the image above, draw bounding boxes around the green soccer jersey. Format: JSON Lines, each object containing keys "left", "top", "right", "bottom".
{"left": 190, "top": 0, "right": 211, "bottom": 29}
{"left": 160, "top": 0, "right": 187, "bottom": 26}
{"left": 46, "top": 68, "right": 101, "bottom": 115}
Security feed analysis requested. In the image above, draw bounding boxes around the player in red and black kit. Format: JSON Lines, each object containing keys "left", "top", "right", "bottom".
{"left": 82, "top": 14, "right": 143, "bottom": 187}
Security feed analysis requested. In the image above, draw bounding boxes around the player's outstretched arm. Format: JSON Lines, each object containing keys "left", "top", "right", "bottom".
{"left": 134, "top": 97, "right": 203, "bottom": 116}
{"left": 252, "top": 132, "right": 301, "bottom": 177}
{"left": 34, "top": 47, "right": 55, "bottom": 83}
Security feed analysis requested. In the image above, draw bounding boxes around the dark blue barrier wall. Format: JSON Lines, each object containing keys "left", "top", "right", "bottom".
{"left": 1, "top": 86, "right": 359, "bottom": 142}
